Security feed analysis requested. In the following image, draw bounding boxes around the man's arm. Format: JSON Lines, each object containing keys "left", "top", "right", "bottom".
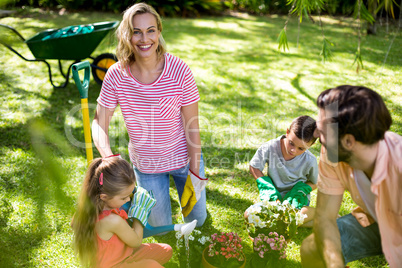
{"left": 313, "top": 191, "right": 344, "bottom": 267}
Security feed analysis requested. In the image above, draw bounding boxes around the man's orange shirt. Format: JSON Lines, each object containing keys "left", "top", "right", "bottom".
{"left": 318, "top": 132, "right": 402, "bottom": 268}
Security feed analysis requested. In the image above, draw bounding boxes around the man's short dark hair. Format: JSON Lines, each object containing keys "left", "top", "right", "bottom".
{"left": 316, "top": 85, "right": 392, "bottom": 145}
{"left": 289, "top": 115, "right": 317, "bottom": 144}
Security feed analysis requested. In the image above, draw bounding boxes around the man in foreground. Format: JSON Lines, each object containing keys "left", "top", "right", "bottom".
{"left": 300, "top": 85, "right": 401, "bottom": 268}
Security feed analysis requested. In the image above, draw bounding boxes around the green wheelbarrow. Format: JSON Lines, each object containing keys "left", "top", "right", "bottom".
{"left": 0, "top": 21, "right": 119, "bottom": 88}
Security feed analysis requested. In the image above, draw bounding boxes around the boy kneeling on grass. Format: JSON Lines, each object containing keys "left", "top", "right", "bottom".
{"left": 245, "top": 115, "right": 318, "bottom": 227}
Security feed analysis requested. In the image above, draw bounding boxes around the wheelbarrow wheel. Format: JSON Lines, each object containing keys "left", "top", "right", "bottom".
{"left": 92, "top": 53, "right": 117, "bottom": 85}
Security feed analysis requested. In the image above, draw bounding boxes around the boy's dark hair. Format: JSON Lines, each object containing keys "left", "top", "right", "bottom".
{"left": 317, "top": 85, "right": 392, "bottom": 145}
{"left": 289, "top": 115, "right": 317, "bottom": 144}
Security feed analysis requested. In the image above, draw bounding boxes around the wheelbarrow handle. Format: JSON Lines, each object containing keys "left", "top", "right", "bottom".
{"left": 0, "top": 23, "right": 26, "bottom": 41}
{"left": 72, "top": 61, "right": 90, "bottom": 99}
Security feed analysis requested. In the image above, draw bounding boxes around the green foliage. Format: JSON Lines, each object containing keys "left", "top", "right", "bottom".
{"left": 288, "top": 0, "right": 325, "bottom": 20}
{"left": 139, "top": 0, "right": 225, "bottom": 17}
{"left": 353, "top": 47, "right": 364, "bottom": 73}
{"left": 231, "top": 0, "right": 291, "bottom": 14}
{"left": 7, "top": 0, "right": 225, "bottom": 15}
{"left": 56, "top": 0, "right": 85, "bottom": 10}
{"left": 353, "top": 0, "right": 375, "bottom": 24}
{"left": 29, "top": 119, "right": 77, "bottom": 212}
{"left": 0, "top": 0, "right": 13, "bottom": 8}
{"left": 382, "top": 0, "right": 398, "bottom": 18}
{"left": 246, "top": 201, "right": 305, "bottom": 239}
{"left": 176, "top": 230, "right": 210, "bottom": 267}
{"left": 8, "top": 0, "right": 59, "bottom": 8}
{"left": 324, "top": 0, "right": 357, "bottom": 15}
{"left": 277, "top": 28, "right": 289, "bottom": 51}
{"left": 320, "top": 37, "right": 334, "bottom": 62}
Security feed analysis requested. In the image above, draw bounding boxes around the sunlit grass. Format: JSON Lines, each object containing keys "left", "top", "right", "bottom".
{"left": 1, "top": 7, "right": 400, "bottom": 267}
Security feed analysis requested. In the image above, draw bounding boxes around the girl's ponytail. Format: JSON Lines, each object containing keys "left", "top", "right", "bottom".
{"left": 72, "top": 157, "right": 135, "bottom": 267}
{"left": 72, "top": 158, "right": 103, "bottom": 267}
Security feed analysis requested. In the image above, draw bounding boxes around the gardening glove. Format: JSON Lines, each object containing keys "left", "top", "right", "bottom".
{"left": 256, "top": 176, "right": 282, "bottom": 202}
{"left": 128, "top": 186, "right": 156, "bottom": 227}
{"left": 283, "top": 181, "right": 312, "bottom": 209}
{"left": 180, "top": 169, "right": 208, "bottom": 217}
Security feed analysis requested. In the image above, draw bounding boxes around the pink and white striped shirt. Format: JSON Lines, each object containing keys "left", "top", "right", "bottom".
{"left": 97, "top": 53, "right": 200, "bottom": 173}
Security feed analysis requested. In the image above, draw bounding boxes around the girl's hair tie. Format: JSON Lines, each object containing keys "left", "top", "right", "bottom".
{"left": 99, "top": 173, "right": 103, "bottom": 186}
{"left": 102, "top": 154, "right": 121, "bottom": 161}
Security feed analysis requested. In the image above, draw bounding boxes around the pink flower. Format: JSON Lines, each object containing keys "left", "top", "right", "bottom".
{"left": 207, "top": 232, "right": 244, "bottom": 263}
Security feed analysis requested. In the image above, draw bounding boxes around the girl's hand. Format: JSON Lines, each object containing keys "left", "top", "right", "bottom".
{"left": 128, "top": 187, "right": 156, "bottom": 226}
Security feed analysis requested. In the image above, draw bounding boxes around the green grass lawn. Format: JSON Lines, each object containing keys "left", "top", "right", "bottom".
{"left": 1, "top": 7, "right": 401, "bottom": 267}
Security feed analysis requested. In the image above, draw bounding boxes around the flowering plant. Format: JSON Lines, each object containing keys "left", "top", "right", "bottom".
{"left": 250, "top": 232, "right": 287, "bottom": 267}
{"left": 175, "top": 229, "right": 210, "bottom": 267}
{"left": 175, "top": 229, "right": 210, "bottom": 248}
{"left": 246, "top": 200, "right": 306, "bottom": 239}
{"left": 205, "top": 232, "right": 245, "bottom": 267}
{"left": 255, "top": 232, "right": 287, "bottom": 259}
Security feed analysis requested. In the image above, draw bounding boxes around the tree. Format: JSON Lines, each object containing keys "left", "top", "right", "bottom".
{"left": 278, "top": 0, "right": 399, "bottom": 72}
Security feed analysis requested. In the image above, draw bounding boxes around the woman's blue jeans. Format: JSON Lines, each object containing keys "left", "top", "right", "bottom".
{"left": 133, "top": 156, "right": 207, "bottom": 228}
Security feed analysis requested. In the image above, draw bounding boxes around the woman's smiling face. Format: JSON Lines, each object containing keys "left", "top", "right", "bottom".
{"left": 130, "top": 13, "right": 160, "bottom": 60}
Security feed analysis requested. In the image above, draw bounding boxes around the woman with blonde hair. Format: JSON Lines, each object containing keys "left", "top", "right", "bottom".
{"left": 92, "top": 3, "right": 207, "bottom": 230}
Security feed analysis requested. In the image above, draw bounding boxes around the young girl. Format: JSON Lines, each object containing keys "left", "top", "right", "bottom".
{"left": 72, "top": 156, "right": 172, "bottom": 268}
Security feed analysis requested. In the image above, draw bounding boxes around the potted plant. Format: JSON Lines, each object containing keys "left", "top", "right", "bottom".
{"left": 175, "top": 229, "right": 210, "bottom": 268}
{"left": 202, "top": 232, "right": 245, "bottom": 268}
{"left": 245, "top": 200, "right": 306, "bottom": 239}
{"left": 250, "top": 232, "right": 287, "bottom": 267}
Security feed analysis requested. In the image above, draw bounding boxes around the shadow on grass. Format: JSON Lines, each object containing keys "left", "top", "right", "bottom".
{"left": 0, "top": 224, "right": 53, "bottom": 267}
{"left": 291, "top": 73, "right": 316, "bottom": 104}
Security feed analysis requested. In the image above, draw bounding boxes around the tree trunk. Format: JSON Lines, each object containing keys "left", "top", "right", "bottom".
{"left": 367, "top": 0, "right": 378, "bottom": 35}
{"left": 367, "top": 21, "right": 377, "bottom": 34}
{"left": 399, "top": 0, "right": 402, "bottom": 28}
